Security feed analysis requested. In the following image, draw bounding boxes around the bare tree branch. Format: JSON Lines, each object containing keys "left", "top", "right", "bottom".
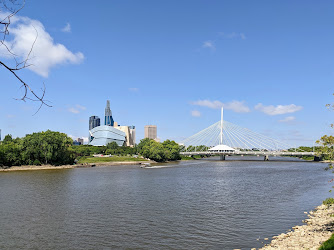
{"left": 0, "top": 0, "right": 51, "bottom": 113}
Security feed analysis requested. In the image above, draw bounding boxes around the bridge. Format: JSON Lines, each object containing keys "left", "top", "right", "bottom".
{"left": 179, "top": 107, "right": 317, "bottom": 161}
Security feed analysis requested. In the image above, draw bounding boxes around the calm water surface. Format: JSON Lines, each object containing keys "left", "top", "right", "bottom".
{"left": 0, "top": 157, "right": 332, "bottom": 249}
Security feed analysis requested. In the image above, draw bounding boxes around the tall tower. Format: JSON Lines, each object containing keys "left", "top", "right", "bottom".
{"left": 104, "top": 100, "right": 114, "bottom": 126}
{"left": 220, "top": 106, "right": 223, "bottom": 145}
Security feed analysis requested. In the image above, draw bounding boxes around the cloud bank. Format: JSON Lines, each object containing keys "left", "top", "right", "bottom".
{"left": 68, "top": 104, "right": 86, "bottom": 114}
{"left": 1, "top": 15, "right": 84, "bottom": 77}
{"left": 255, "top": 103, "right": 303, "bottom": 115}
{"left": 191, "top": 100, "right": 250, "bottom": 113}
{"left": 191, "top": 110, "right": 201, "bottom": 117}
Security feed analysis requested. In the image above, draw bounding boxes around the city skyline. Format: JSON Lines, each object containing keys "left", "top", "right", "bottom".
{"left": 1, "top": 1, "right": 333, "bottom": 146}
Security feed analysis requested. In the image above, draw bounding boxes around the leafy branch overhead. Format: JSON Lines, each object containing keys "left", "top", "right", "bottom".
{"left": 0, "top": 0, "right": 51, "bottom": 113}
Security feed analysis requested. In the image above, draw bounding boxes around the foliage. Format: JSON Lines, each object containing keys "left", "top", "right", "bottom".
{"left": 319, "top": 233, "right": 334, "bottom": 250}
{"left": 0, "top": 130, "right": 75, "bottom": 167}
{"left": 181, "top": 155, "right": 206, "bottom": 160}
{"left": 137, "top": 138, "right": 181, "bottom": 162}
{"left": 318, "top": 93, "right": 334, "bottom": 194}
{"left": 323, "top": 198, "right": 334, "bottom": 205}
{"left": 316, "top": 135, "right": 334, "bottom": 162}
{"left": 2, "top": 134, "right": 13, "bottom": 144}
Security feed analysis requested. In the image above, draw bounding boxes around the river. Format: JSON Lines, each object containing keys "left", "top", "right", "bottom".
{"left": 0, "top": 157, "right": 331, "bottom": 249}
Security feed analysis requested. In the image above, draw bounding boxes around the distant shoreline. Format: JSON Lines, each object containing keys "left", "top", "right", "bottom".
{"left": 0, "top": 161, "right": 152, "bottom": 172}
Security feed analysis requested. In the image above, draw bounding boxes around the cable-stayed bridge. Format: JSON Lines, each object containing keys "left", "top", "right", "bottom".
{"left": 179, "top": 107, "right": 316, "bottom": 161}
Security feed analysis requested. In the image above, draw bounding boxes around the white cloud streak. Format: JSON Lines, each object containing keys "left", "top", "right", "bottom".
{"left": 255, "top": 103, "right": 303, "bottom": 115}
{"left": 0, "top": 15, "right": 84, "bottom": 77}
{"left": 202, "top": 40, "right": 215, "bottom": 50}
{"left": 61, "top": 23, "right": 71, "bottom": 33}
{"left": 129, "top": 87, "right": 139, "bottom": 92}
{"left": 68, "top": 104, "right": 86, "bottom": 114}
{"left": 191, "top": 110, "right": 201, "bottom": 117}
{"left": 279, "top": 116, "right": 296, "bottom": 123}
{"left": 219, "top": 32, "right": 246, "bottom": 40}
{"left": 191, "top": 100, "right": 250, "bottom": 113}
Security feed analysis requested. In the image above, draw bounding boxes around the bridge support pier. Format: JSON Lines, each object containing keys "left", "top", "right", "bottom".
{"left": 220, "top": 155, "right": 226, "bottom": 161}
{"left": 264, "top": 155, "right": 269, "bottom": 161}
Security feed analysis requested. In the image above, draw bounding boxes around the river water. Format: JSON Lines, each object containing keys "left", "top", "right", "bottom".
{"left": 0, "top": 157, "right": 332, "bottom": 249}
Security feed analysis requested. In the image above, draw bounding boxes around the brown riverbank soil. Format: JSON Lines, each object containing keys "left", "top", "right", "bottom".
{"left": 0, "top": 161, "right": 152, "bottom": 172}
{"left": 260, "top": 204, "right": 334, "bottom": 249}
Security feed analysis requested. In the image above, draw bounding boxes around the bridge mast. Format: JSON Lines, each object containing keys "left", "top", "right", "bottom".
{"left": 220, "top": 106, "right": 223, "bottom": 145}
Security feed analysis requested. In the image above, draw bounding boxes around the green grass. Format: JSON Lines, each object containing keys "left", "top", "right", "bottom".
{"left": 77, "top": 156, "right": 148, "bottom": 164}
{"left": 319, "top": 233, "right": 334, "bottom": 250}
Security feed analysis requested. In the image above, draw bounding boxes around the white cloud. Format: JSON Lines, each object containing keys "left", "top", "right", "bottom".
{"left": 191, "top": 100, "right": 223, "bottom": 109}
{"left": 279, "top": 116, "right": 296, "bottom": 123}
{"left": 255, "top": 103, "right": 303, "bottom": 115}
{"left": 68, "top": 104, "right": 86, "bottom": 114}
{"left": 61, "top": 23, "right": 71, "bottom": 33}
{"left": 7, "top": 114, "right": 15, "bottom": 118}
{"left": 219, "top": 32, "right": 246, "bottom": 40}
{"left": 191, "top": 100, "right": 250, "bottom": 113}
{"left": 224, "top": 100, "right": 250, "bottom": 113}
{"left": 1, "top": 15, "right": 84, "bottom": 77}
{"left": 129, "top": 87, "right": 139, "bottom": 92}
{"left": 191, "top": 110, "right": 201, "bottom": 117}
{"left": 202, "top": 40, "right": 215, "bottom": 50}
{"left": 75, "top": 104, "right": 86, "bottom": 110}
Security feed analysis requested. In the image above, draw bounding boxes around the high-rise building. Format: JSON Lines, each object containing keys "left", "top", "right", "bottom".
{"left": 77, "top": 138, "right": 84, "bottom": 145}
{"left": 89, "top": 116, "right": 100, "bottom": 130}
{"left": 104, "top": 100, "right": 114, "bottom": 126}
{"left": 144, "top": 125, "right": 157, "bottom": 140}
{"left": 129, "top": 126, "right": 136, "bottom": 146}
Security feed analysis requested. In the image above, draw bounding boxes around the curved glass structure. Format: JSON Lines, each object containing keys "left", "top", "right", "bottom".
{"left": 89, "top": 125, "right": 126, "bottom": 146}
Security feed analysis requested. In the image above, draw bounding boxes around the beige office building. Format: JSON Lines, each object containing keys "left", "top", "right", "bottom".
{"left": 114, "top": 125, "right": 136, "bottom": 147}
{"left": 144, "top": 125, "right": 157, "bottom": 140}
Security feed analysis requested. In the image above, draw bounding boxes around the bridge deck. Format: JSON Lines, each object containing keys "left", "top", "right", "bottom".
{"left": 180, "top": 151, "right": 315, "bottom": 156}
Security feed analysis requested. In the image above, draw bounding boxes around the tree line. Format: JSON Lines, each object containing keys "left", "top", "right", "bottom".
{"left": 0, "top": 131, "right": 182, "bottom": 168}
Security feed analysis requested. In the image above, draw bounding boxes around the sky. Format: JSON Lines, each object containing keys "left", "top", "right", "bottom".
{"left": 0, "top": 0, "right": 333, "bottom": 146}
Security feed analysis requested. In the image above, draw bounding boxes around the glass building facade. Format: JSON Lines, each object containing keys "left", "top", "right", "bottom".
{"left": 89, "top": 116, "right": 101, "bottom": 130}
{"left": 89, "top": 125, "right": 126, "bottom": 146}
{"left": 104, "top": 100, "right": 114, "bottom": 126}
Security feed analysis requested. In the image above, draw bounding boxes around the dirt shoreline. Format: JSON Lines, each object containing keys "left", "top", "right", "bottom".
{"left": 259, "top": 204, "right": 334, "bottom": 249}
{"left": 0, "top": 161, "right": 152, "bottom": 172}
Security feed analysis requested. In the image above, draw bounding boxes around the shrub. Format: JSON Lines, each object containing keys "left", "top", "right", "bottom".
{"left": 323, "top": 198, "right": 334, "bottom": 205}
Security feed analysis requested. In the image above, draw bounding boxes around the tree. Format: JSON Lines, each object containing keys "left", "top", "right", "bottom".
{"left": 137, "top": 138, "right": 181, "bottom": 162}
{"left": 326, "top": 93, "right": 334, "bottom": 128}
{"left": 317, "top": 93, "right": 334, "bottom": 192}
{"left": 162, "top": 140, "right": 181, "bottom": 161}
{"left": 2, "top": 134, "right": 13, "bottom": 144}
{"left": 316, "top": 135, "right": 334, "bottom": 163}
{"left": 0, "top": 0, "right": 50, "bottom": 112}
{"left": 106, "top": 141, "right": 119, "bottom": 150}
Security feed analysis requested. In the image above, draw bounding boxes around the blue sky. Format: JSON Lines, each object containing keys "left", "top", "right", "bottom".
{"left": 0, "top": 0, "right": 333, "bottom": 146}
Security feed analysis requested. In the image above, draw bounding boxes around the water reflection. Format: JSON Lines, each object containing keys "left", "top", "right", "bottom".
{"left": 0, "top": 158, "right": 331, "bottom": 249}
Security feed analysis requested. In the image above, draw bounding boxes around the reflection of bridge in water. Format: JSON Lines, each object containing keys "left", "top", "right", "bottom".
{"left": 179, "top": 107, "right": 317, "bottom": 161}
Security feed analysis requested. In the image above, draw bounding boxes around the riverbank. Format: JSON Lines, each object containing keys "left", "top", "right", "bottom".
{"left": 260, "top": 204, "right": 334, "bottom": 249}
{"left": 0, "top": 161, "right": 152, "bottom": 172}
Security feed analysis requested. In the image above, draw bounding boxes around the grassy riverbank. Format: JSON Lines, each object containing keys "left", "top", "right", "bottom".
{"left": 77, "top": 156, "right": 149, "bottom": 164}
{"left": 0, "top": 157, "right": 151, "bottom": 172}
